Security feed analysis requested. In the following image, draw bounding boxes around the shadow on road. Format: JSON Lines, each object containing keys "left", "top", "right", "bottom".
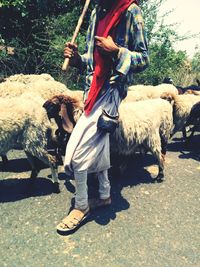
{"left": 0, "top": 158, "right": 31, "bottom": 172}
{"left": 0, "top": 177, "right": 56, "bottom": 203}
{"left": 0, "top": 157, "right": 50, "bottom": 173}
{"left": 1, "top": 152, "right": 160, "bottom": 229}
{"left": 167, "top": 134, "right": 200, "bottom": 155}
{"left": 179, "top": 151, "right": 200, "bottom": 161}
{"left": 83, "top": 153, "right": 158, "bottom": 228}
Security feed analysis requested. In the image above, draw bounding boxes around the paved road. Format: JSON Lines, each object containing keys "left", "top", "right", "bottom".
{"left": 0, "top": 133, "right": 200, "bottom": 267}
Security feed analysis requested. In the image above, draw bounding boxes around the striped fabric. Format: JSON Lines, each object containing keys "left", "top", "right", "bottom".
{"left": 80, "top": 3, "right": 149, "bottom": 100}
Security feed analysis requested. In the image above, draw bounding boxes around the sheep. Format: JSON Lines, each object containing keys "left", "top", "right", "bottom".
{"left": 1, "top": 155, "right": 8, "bottom": 167}
{"left": 0, "top": 79, "right": 71, "bottom": 99}
{"left": 182, "top": 101, "right": 200, "bottom": 140}
{"left": 0, "top": 74, "right": 84, "bottom": 101}
{"left": 124, "top": 84, "right": 178, "bottom": 102}
{"left": 4, "top": 73, "right": 55, "bottom": 83}
{"left": 0, "top": 82, "right": 27, "bottom": 98}
{"left": 43, "top": 94, "right": 83, "bottom": 158}
{"left": 0, "top": 92, "right": 61, "bottom": 193}
{"left": 0, "top": 74, "right": 83, "bottom": 109}
{"left": 110, "top": 98, "right": 173, "bottom": 181}
{"left": 161, "top": 93, "right": 200, "bottom": 138}
{"left": 0, "top": 74, "right": 84, "bottom": 167}
{"left": 45, "top": 95, "right": 173, "bottom": 181}
{"left": 0, "top": 77, "right": 67, "bottom": 166}
{"left": 184, "top": 89, "right": 200, "bottom": 96}
{"left": 43, "top": 94, "right": 83, "bottom": 126}
{"left": 171, "top": 79, "right": 200, "bottom": 95}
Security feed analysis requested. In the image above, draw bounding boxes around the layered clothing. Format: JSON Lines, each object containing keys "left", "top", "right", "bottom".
{"left": 64, "top": 2, "right": 149, "bottom": 175}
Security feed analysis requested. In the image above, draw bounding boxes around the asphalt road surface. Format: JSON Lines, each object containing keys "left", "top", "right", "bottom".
{"left": 0, "top": 132, "right": 200, "bottom": 267}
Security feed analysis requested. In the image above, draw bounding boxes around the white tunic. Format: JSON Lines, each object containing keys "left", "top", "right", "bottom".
{"left": 64, "top": 87, "right": 120, "bottom": 175}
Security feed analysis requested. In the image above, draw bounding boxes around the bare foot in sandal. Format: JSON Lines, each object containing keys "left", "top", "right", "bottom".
{"left": 56, "top": 207, "right": 90, "bottom": 234}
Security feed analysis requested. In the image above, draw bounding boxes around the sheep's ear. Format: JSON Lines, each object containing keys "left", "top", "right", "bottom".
{"left": 43, "top": 100, "right": 53, "bottom": 115}
{"left": 59, "top": 103, "right": 74, "bottom": 133}
{"left": 43, "top": 100, "right": 50, "bottom": 109}
{"left": 43, "top": 100, "right": 58, "bottom": 118}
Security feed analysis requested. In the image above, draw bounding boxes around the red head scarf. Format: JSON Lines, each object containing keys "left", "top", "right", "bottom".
{"left": 84, "top": 0, "right": 138, "bottom": 116}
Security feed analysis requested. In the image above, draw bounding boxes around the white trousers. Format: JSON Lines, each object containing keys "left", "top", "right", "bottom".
{"left": 74, "top": 169, "right": 111, "bottom": 210}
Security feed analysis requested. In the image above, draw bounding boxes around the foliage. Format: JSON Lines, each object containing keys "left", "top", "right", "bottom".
{"left": 192, "top": 49, "right": 200, "bottom": 73}
{"left": 132, "top": 42, "right": 187, "bottom": 86}
{"left": 0, "top": 0, "right": 199, "bottom": 88}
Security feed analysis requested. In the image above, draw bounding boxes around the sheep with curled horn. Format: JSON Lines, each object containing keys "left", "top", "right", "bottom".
{"left": 0, "top": 73, "right": 83, "bottom": 167}
{"left": 43, "top": 94, "right": 83, "bottom": 156}
{"left": 0, "top": 91, "right": 83, "bottom": 194}
{"left": 0, "top": 92, "right": 61, "bottom": 192}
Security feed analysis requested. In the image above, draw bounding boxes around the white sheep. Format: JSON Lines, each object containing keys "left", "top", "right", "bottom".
{"left": 4, "top": 73, "right": 55, "bottom": 83}
{"left": 124, "top": 84, "right": 178, "bottom": 102}
{"left": 0, "top": 74, "right": 84, "bottom": 166}
{"left": 161, "top": 93, "right": 200, "bottom": 137}
{"left": 0, "top": 79, "right": 71, "bottom": 99}
{"left": 0, "top": 92, "right": 60, "bottom": 192}
{"left": 184, "top": 89, "right": 200, "bottom": 96}
{"left": 42, "top": 94, "right": 173, "bottom": 181}
{"left": 185, "top": 101, "right": 200, "bottom": 139}
{"left": 111, "top": 98, "right": 173, "bottom": 181}
{"left": 0, "top": 74, "right": 83, "bottom": 106}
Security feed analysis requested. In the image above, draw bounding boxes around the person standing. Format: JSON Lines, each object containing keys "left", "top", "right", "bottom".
{"left": 57, "top": 0, "right": 149, "bottom": 233}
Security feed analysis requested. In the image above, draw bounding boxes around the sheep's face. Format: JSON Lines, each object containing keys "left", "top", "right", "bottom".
{"left": 43, "top": 94, "right": 83, "bottom": 154}
{"left": 43, "top": 94, "right": 82, "bottom": 124}
{"left": 160, "top": 92, "right": 175, "bottom": 105}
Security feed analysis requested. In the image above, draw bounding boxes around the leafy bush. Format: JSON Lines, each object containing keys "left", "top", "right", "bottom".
{"left": 0, "top": 0, "right": 199, "bottom": 88}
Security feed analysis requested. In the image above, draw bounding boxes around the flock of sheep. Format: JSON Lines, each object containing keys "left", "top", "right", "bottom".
{"left": 0, "top": 73, "right": 200, "bottom": 193}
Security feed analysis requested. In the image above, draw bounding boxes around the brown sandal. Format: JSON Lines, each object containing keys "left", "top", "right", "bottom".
{"left": 56, "top": 207, "right": 90, "bottom": 233}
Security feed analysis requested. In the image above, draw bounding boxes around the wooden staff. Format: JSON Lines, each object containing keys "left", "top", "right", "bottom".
{"left": 62, "top": 0, "right": 91, "bottom": 71}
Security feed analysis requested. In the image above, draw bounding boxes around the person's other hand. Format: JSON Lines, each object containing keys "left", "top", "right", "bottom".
{"left": 64, "top": 42, "right": 81, "bottom": 67}
{"left": 95, "top": 36, "right": 119, "bottom": 56}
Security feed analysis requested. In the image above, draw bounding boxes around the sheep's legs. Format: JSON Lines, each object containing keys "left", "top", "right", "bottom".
{"left": 185, "top": 125, "right": 196, "bottom": 142}
{"left": 25, "top": 151, "right": 60, "bottom": 193}
{"left": 50, "top": 165, "right": 60, "bottom": 193}
{"left": 183, "top": 126, "right": 196, "bottom": 141}
{"left": 1, "top": 154, "right": 9, "bottom": 170}
{"left": 161, "top": 135, "right": 168, "bottom": 156}
{"left": 1, "top": 155, "right": 8, "bottom": 165}
{"left": 23, "top": 151, "right": 40, "bottom": 195}
{"left": 25, "top": 152, "right": 40, "bottom": 179}
{"left": 156, "top": 135, "right": 169, "bottom": 182}
{"left": 182, "top": 127, "right": 187, "bottom": 139}
{"left": 38, "top": 152, "right": 60, "bottom": 193}
{"left": 157, "top": 153, "right": 165, "bottom": 181}
{"left": 152, "top": 145, "right": 165, "bottom": 182}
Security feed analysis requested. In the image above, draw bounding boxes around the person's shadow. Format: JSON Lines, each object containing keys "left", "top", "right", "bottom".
{"left": 0, "top": 152, "right": 160, "bottom": 229}
{"left": 60, "top": 153, "right": 160, "bottom": 230}
{"left": 90, "top": 153, "right": 158, "bottom": 226}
